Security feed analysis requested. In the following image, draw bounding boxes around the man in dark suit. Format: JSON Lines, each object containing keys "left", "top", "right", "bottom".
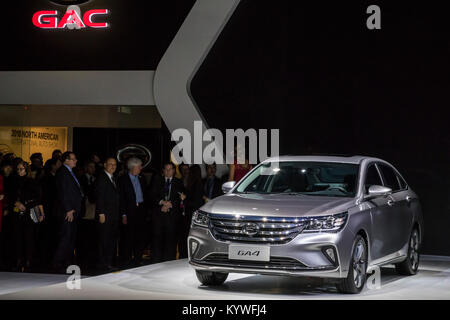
{"left": 150, "top": 162, "right": 184, "bottom": 263}
{"left": 203, "top": 163, "right": 223, "bottom": 201}
{"left": 95, "top": 157, "right": 120, "bottom": 272}
{"left": 118, "top": 157, "right": 147, "bottom": 266}
{"left": 79, "top": 161, "right": 96, "bottom": 209}
{"left": 52, "top": 151, "right": 83, "bottom": 273}
{"left": 77, "top": 160, "right": 97, "bottom": 272}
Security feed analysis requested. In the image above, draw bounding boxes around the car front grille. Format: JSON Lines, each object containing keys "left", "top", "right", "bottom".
{"left": 208, "top": 213, "right": 307, "bottom": 245}
{"left": 195, "top": 253, "right": 309, "bottom": 271}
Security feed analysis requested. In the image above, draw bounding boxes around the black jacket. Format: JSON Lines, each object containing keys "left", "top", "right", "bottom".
{"left": 41, "top": 173, "right": 58, "bottom": 218}
{"left": 202, "top": 176, "right": 223, "bottom": 200}
{"left": 55, "top": 165, "right": 83, "bottom": 217}
{"left": 118, "top": 172, "right": 147, "bottom": 218}
{"left": 80, "top": 174, "right": 96, "bottom": 204}
{"left": 11, "top": 175, "right": 43, "bottom": 211}
{"left": 185, "top": 180, "right": 204, "bottom": 215}
{"left": 150, "top": 175, "right": 184, "bottom": 215}
{"left": 95, "top": 171, "right": 120, "bottom": 222}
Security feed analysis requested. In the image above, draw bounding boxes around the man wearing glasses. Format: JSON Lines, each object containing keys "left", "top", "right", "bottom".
{"left": 52, "top": 151, "right": 83, "bottom": 273}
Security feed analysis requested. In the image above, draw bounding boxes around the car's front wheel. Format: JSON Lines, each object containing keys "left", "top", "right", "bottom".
{"left": 336, "top": 235, "right": 368, "bottom": 294}
{"left": 395, "top": 228, "right": 420, "bottom": 275}
{"left": 195, "top": 270, "right": 228, "bottom": 286}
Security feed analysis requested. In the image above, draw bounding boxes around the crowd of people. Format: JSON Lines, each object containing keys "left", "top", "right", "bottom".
{"left": 0, "top": 149, "right": 252, "bottom": 275}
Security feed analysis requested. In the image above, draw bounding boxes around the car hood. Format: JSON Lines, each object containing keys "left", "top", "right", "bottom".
{"left": 200, "top": 193, "right": 355, "bottom": 218}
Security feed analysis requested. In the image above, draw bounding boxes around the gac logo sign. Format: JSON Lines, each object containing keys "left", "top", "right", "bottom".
{"left": 50, "top": 0, "right": 91, "bottom": 4}
{"left": 32, "top": 5, "right": 109, "bottom": 29}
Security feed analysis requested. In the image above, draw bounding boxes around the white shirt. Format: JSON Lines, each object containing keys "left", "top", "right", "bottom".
{"left": 104, "top": 170, "right": 115, "bottom": 185}
{"left": 85, "top": 173, "right": 95, "bottom": 185}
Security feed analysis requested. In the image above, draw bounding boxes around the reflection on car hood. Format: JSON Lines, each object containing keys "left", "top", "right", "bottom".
{"left": 201, "top": 193, "right": 355, "bottom": 218}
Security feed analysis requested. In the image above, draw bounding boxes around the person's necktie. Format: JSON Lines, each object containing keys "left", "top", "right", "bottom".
{"left": 164, "top": 178, "right": 171, "bottom": 199}
{"left": 70, "top": 170, "right": 80, "bottom": 187}
{"left": 70, "top": 169, "right": 83, "bottom": 197}
{"left": 207, "top": 178, "right": 213, "bottom": 198}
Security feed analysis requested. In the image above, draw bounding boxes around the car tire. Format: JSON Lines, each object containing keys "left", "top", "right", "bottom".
{"left": 395, "top": 228, "right": 420, "bottom": 275}
{"left": 336, "top": 235, "right": 368, "bottom": 294}
{"left": 195, "top": 270, "right": 228, "bottom": 286}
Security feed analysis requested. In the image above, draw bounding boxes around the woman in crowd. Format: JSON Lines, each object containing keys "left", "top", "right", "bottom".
{"left": 0, "top": 170, "right": 4, "bottom": 234}
{"left": 38, "top": 158, "right": 61, "bottom": 271}
{"left": 10, "top": 160, "right": 44, "bottom": 272}
{"left": 228, "top": 146, "right": 253, "bottom": 183}
{"left": 1, "top": 162, "right": 13, "bottom": 180}
{"left": 179, "top": 164, "right": 204, "bottom": 259}
{"left": 0, "top": 171, "right": 4, "bottom": 266}
{"left": 0, "top": 160, "right": 14, "bottom": 270}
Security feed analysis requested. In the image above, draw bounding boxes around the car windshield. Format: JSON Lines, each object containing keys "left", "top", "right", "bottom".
{"left": 235, "top": 161, "right": 359, "bottom": 197}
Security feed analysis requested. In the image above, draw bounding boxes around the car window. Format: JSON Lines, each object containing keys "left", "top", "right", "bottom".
{"left": 235, "top": 161, "right": 359, "bottom": 197}
{"left": 378, "top": 164, "right": 401, "bottom": 191}
{"left": 364, "top": 164, "right": 383, "bottom": 193}
{"left": 397, "top": 174, "right": 407, "bottom": 190}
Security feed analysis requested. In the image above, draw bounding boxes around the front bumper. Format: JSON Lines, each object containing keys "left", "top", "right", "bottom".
{"left": 188, "top": 225, "right": 355, "bottom": 279}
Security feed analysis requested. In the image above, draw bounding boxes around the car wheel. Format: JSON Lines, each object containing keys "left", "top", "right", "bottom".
{"left": 395, "top": 228, "right": 420, "bottom": 275}
{"left": 195, "top": 270, "right": 228, "bottom": 286}
{"left": 336, "top": 235, "right": 368, "bottom": 294}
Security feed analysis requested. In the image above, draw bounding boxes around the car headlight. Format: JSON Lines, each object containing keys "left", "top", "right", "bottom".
{"left": 304, "top": 212, "right": 348, "bottom": 233}
{"left": 192, "top": 210, "right": 209, "bottom": 228}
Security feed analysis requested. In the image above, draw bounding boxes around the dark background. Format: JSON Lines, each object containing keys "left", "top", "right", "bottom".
{"left": 1, "top": 0, "right": 449, "bottom": 255}
{"left": 191, "top": 0, "right": 450, "bottom": 255}
{"left": 0, "top": 0, "right": 195, "bottom": 70}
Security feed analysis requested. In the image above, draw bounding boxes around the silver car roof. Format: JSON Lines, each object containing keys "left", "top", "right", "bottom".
{"left": 263, "top": 155, "right": 384, "bottom": 164}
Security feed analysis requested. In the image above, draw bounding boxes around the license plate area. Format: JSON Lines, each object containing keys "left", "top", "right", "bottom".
{"left": 228, "top": 244, "right": 270, "bottom": 262}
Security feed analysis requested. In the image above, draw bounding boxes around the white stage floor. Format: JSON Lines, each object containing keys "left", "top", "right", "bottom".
{"left": 1, "top": 255, "right": 450, "bottom": 299}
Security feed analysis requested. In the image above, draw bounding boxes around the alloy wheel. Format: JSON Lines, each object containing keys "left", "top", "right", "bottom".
{"left": 409, "top": 229, "right": 420, "bottom": 271}
{"left": 352, "top": 239, "right": 367, "bottom": 289}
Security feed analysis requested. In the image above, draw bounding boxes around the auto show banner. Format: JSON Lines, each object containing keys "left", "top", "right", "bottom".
{"left": 0, "top": 126, "right": 68, "bottom": 161}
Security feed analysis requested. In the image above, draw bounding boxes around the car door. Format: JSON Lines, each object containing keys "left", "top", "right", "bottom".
{"left": 378, "top": 163, "right": 413, "bottom": 253}
{"left": 364, "top": 163, "right": 395, "bottom": 260}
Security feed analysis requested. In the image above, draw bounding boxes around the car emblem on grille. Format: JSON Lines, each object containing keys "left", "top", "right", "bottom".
{"left": 242, "top": 223, "right": 260, "bottom": 236}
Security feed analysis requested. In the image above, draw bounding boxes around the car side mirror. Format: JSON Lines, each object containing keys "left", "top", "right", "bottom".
{"left": 366, "top": 185, "right": 392, "bottom": 199}
{"left": 222, "top": 181, "right": 236, "bottom": 193}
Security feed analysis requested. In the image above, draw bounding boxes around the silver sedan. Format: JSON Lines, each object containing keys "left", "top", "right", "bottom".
{"left": 188, "top": 155, "right": 423, "bottom": 293}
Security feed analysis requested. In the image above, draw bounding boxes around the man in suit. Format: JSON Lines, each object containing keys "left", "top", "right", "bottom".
{"left": 95, "top": 157, "right": 119, "bottom": 272}
{"left": 77, "top": 160, "right": 97, "bottom": 272}
{"left": 203, "top": 163, "right": 223, "bottom": 201}
{"left": 150, "top": 162, "right": 184, "bottom": 263}
{"left": 118, "top": 157, "right": 147, "bottom": 266}
{"left": 79, "top": 161, "right": 97, "bottom": 212}
{"left": 52, "top": 151, "right": 83, "bottom": 273}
